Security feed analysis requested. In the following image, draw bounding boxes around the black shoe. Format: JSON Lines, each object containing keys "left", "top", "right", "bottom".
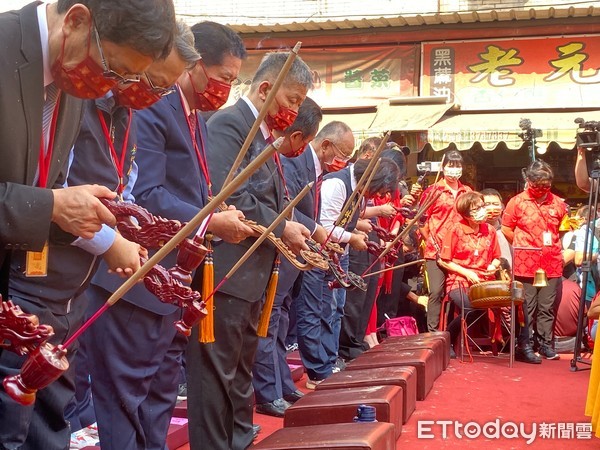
{"left": 255, "top": 398, "right": 291, "bottom": 418}
{"left": 515, "top": 345, "right": 542, "bottom": 364}
{"left": 252, "top": 424, "right": 261, "bottom": 440}
{"left": 539, "top": 345, "right": 560, "bottom": 360}
{"left": 283, "top": 389, "right": 304, "bottom": 404}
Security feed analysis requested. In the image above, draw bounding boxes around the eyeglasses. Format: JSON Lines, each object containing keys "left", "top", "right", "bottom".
{"left": 469, "top": 204, "right": 485, "bottom": 213}
{"left": 331, "top": 141, "right": 352, "bottom": 162}
{"left": 144, "top": 74, "right": 176, "bottom": 97}
{"left": 93, "top": 27, "right": 141, "bottom": 84}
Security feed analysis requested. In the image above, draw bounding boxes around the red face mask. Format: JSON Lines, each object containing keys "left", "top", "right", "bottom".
{"left": 113, "top": 80, "right": 162, "bottom": 110}
{"left": 283, "top": 135, "right": 308, "bottom": 158}
{"left": 51, "top": 27, "right": 117, "bottom": 99}
{"left": 324, "top": 156, "right": 347, "bottom": 173}
{"left": 528, "top": 185, "right": 551, "bottom": 199}
{"left": 486, "top": 206, "right": 502, "bottom": 221}
{"left": 190, "top": 70, "right": 231, "bottom": 111}
{"left": 265, "top": 103, "right": 298, "bottom": 132}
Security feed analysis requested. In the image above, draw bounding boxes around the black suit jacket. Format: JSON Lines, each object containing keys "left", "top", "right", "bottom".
{"left": 0, "top": 2, "right": 84, "bottom": 265}
{"left": 206, "top": 98, "right": 285, "bottom": 303}
{"left": 281, "top": 144, "right": 319, "bottom": 233}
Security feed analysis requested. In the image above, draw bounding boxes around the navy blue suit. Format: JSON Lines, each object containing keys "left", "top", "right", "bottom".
{"left": 85, "top": 91, "right": 208, "bottom": 450}
{"left": 252, "top": 146, "right": 320, "bottom": 403}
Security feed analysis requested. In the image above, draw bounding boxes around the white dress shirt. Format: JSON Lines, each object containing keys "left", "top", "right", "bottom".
{"left": 320, "top": 165, "right": 357, "bottom": 244}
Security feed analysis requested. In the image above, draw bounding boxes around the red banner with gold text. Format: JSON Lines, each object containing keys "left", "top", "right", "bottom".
{"left": 422, "top": 35, "right": 600, "bottom": 110}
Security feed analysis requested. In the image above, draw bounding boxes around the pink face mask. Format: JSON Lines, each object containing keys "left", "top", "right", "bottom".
{"left": 51, "top": 26, "right": 117, "bottom": 99}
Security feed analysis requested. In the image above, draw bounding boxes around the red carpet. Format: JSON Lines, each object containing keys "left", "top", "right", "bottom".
{"left": 177, "top": 352, "right": 599, "bottom": 449}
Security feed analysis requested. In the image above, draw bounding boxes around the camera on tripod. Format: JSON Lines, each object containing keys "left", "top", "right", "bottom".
{"left": 517, "top": 118, "right": 542, "bottom": 142}
{"left": 575, "top": 117, "right": 600, "bottom": 150}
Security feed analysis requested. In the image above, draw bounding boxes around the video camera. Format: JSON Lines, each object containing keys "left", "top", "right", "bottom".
{"left": 575, "top": 117, "right": 600, "bottom": 150}
{"left": 517, "top": 118, "right": 542, "bottom": 142}
{"left": 416, "top": 161, "right": 442, "bottom": 173}
{"left": 575, "top": 117, "right": 600, "bottom": 178}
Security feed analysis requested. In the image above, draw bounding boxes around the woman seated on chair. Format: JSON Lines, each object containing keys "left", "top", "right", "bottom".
{"left": 437, "top": 191, "right": 502, "bottom": 354}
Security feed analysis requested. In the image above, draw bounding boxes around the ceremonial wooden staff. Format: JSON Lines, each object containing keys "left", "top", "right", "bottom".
{"left": 65, "top": 139, "right": 286, "bottom": 347}
{"left": 197, "top": 42, "right": 302, "bottom": 240}
{"left": 2, "top": 139, "right": 283, "bottom": 406}
{"left": 432, "top": 153, "right": 446, "bottom": 185}
{"left": 321, "top": 131, "right": 390, "bottom": 248}
{"left": 197, "top": 44, "right": 308, "bottom": 340}
{"left": 361, "top": 188, "right": 442, "bottom": 277}
{"left": 362, "top": 258, "right": 425, "bottom": 278}
{"left": 200, "top": 182, "right": 314, "bottom": 320}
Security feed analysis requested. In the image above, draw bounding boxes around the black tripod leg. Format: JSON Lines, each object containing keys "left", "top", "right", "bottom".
{"left": 571, "top": 174, "right": 600, "bottom": 371}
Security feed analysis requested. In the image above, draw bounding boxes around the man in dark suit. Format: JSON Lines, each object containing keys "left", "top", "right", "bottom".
{"left": 0, "top": 0, "right": 175, "bottom": 284}
{"left": 0, "top": 2, "right": 176, "bottom": 450}
{"left": 186, "top": 52, "right": 313, "bottom": 450}
{"left": 85, "top": 22, "right": 253, "bottom": 450}
{"left": 252, "top": 97, "right": 325, "bottom": 417}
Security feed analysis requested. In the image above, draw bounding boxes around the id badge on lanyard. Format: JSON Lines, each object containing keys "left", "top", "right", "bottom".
{"left": 26, "top": 242, "right": 49, "bottom": 277}
{"left": 542, "top": 231, "right": 552, "bottom": 247}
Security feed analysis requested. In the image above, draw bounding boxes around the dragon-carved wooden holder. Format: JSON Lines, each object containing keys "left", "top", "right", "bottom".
{"left": 101, "top": 199, "right": 209, "bottom": 335}
{"left": 0, "top": 298, "right": 66, "bottom": 405}
{"left": 1, "top": 199, "right": 210, "bottom": 405}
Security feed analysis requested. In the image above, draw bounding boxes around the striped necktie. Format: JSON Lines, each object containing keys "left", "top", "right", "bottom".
{"left": 41, "top": 83, "right": 60, "bottom": 151}
{"left": 33, "top": 84, "right": 60, "bottom": 187}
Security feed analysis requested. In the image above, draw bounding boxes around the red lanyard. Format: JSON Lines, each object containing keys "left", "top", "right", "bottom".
{"left": 96, "top": 107, "right": 133, "bottom": 195}
{"left": 272, "top": 150, "right": 291, "bottom": 201}
{"left": 38, "top": 95, "right": 62, "bottom": 188}
{"left": 530, "top": 197, "right": 549, "bottom": 231}
{"left": 179, "top": 87, "right": 212, "bottom": 196}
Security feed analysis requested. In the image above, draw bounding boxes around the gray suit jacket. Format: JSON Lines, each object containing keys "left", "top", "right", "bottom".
{"left": 206, "top": 99, "right": 285, "bottom": 303}
{"left": 0, "top": 2, "right": 84, "bottom": 267}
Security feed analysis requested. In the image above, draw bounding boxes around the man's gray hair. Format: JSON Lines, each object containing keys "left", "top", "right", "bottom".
{"left": 314, "top": 120, "right": 353, "bottom": 144}
{"left": 251, "top": 52, "right": 314, "bottom": 90}
{"left": 174, "top": 20, "right": 201, "bottom": 70}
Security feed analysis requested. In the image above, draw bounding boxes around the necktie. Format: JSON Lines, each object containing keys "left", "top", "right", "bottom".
{"left": 314, "top": 173, "right": 323, "bottom": 220}
{"left": 41, "top": 83, "right": 60, "bottom": 152}
{"left": 34, "top": 84, "right": 60, "bottom": 186}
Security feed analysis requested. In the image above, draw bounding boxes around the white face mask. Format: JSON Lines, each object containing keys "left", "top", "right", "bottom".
{"left": 471, "top": 207, "right": 487, "bottom": 223}
{"left": 444, "top": 166, "right": 462, "bottom": 179}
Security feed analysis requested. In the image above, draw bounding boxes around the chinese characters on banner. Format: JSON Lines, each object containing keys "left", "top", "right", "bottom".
{"left": 229, "top": 45, "right": 418, "bottom": 109}
{"left": 421, "top": 35, "right": 600, "bottom": 110}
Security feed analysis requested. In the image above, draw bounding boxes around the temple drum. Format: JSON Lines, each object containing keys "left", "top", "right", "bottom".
{"left": 468, "top": 280, "right": 524, "bottom": 308}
